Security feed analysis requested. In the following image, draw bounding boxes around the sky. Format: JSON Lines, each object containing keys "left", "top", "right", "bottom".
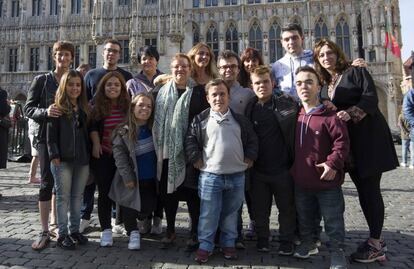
{"left": 400, "top": 0, "right": 414, "bottom": 60}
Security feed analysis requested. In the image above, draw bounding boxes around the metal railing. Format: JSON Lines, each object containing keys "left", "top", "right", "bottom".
{"left": 7, "top": 103, "right": 31, "bottom": 162}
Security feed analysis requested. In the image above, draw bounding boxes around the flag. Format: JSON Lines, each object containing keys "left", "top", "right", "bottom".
{"left": 384, "top": 9, "right": 401, "bottom": 58}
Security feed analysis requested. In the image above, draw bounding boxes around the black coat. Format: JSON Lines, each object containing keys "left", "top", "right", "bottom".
{"left": 185, "top": 108, "right": 259, "bottom": 166}
{"left": 0, "top": 88, "right": 11, "bottom": 168}
{"left": 320, "top": 67, "right": 398, "bottom": 178}
{"left": 23, "top": 72, "right": 58, "bottom": 143}
{"left": 47, "top": 109, "right": 90, "bottom": 163}
{"left": 244, "top": 91, "right": 299, "bottom": 167}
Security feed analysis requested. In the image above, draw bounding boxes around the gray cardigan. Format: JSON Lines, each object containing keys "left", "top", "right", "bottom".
{"left": 109, "top": 125, "right": 142, "bottom": 212}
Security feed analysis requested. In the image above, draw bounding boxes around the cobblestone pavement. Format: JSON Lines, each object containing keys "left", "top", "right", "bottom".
{"left": 0, "top": 145, "right": 413, "bottom": 268}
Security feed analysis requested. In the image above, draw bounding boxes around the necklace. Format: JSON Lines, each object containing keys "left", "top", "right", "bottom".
{"left": 327, "top": 72, "right": 342, "bottom": 100}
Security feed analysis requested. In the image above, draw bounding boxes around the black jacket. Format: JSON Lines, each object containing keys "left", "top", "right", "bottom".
{"left": 47, "top": 109, "right": 90, "bottom": 162}
{"left": 23, "top": 72, "right": 58, "bottom": 143}
{"left": 320, "top": 67, "right": 398, "bottom": 178}
{"left": 185, "top": 108, "right": 258, "bottom": 165}
{"left": 245, "top": 92, "right": 299, "bottom": 166}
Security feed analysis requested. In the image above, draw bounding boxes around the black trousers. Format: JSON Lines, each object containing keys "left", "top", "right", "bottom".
{"left": 159, "top": 160, "right": 200, "bottom": 236}
{"left": 91, "top": 153, "right": 117, "bottom": 231}
{"left": 350, "top": 172, "right": 384, "bottom": 239}
{"left": 250, "top": 170, "right": 296, "bottom": 242}
{"left": 122, "top": 180, "right": 158, "bottom": 235}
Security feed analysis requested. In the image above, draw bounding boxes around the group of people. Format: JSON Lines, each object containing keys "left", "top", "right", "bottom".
{"left": 22, "top": 22, "right": 399, "bottom": 269}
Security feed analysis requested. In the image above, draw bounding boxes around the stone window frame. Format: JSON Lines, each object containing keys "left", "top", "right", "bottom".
{"left": 335, "top": 15, "right": 351, "bottom": 59}
{"left": 249, "top": 20, "right": 263, "bottom": 52}
{"left": 225, "top": 21, "right": 238, "bottom": 54}
{"left": 314, "top": 16, "right": 329, "bottom": 42}
{"left": 268, "top": 20, "right": 283, "bottom": 62}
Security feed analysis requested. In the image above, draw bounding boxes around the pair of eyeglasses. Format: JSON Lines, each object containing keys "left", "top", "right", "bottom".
{"left": 219, "top": 64, "right": 238, "bottom": 70}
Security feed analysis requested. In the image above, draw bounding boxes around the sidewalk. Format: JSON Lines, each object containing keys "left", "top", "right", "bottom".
{"left": 0, "top": 150, "right": 413, "bottom": 268}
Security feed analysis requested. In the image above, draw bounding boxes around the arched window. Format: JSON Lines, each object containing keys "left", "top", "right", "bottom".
{"left": 249, "top": 20, "right": 263, "bottom": 52}
{"left": 206, "top": 24, "right": 219, "bottom": 58}
{"left": 193, "top": 23, "right": 200, "bottom": 45}
{"left": 225, "top": 22, "right": 238, "bottom": 54}
{"left": 269, "top": 21, "right": 283, "bottom": 62}
{"left": 336, "top": 16, "right": 351, "bottom": 59}
{"left": 314, "top": 17, "right": 329, "bottom": 42}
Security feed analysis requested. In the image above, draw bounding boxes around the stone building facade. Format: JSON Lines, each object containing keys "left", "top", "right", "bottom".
{"left": 0, "top": 0, "right": 403, "bottom": 128}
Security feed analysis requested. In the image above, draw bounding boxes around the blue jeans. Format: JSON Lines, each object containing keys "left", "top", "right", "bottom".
{"left": 198, "top": 171, "right": 245, "bottom": 252}
{"left": 401, "top": 138, "right": 413, "bottom": 165}
{"left": 295, "top": 185, "right": 345, "bottom": 250}
{"left": 51, "top": 162, "right": 89, "bottom": 237}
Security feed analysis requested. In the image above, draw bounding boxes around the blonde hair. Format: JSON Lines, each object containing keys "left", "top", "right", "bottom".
{"left": 187, "top": 43, "right": 218, "bottom": 81}
{"left": 250, "top": 65, "right": 272, "bottom": 77}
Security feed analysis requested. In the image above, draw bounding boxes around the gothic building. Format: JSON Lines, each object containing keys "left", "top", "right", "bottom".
{"left": 0, "top": 0, "right": 403, "bottom": 128}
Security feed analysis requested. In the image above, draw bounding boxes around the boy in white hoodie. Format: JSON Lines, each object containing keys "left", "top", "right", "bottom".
{"left": 271, "top": 23, "right": 366, "bottom": 100}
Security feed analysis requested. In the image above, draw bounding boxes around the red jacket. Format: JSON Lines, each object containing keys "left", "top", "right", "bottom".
{"left": 291, "top": 105, "right": 350, "bottom": 191}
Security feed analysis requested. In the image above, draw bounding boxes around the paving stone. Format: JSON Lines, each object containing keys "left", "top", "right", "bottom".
{"left": 1, "top": 149, "right": 414, "bottom": 268}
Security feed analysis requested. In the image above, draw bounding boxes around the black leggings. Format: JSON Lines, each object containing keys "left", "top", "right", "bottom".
{"left": 160, "top": 160, "right": 200, "bottom": 236}
{"left": 121, "top": 180, "right": 158, "bottom": 235}
{"left": 38, "top": 143, "right": 54, "bottom": 201}
{"left": 350, "top": 172, "right": 384, "bottom": 239}
{"left": 91, "top": 153, "right": 117, "bottom": 231}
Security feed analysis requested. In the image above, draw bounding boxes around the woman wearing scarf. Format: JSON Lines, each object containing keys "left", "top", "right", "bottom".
{"left": 153, "top": 53, "right": 209, "bottom": 250}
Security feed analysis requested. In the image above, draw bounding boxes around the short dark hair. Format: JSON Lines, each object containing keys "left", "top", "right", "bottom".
{"left": 53, "top": 41, "right": 75, "bottom": 58}
{"left": 137, "top": 46, "right": 160, "bottom": 63}
{"left": 281, "top": 23, "right": 303, "bottom": 37}
{"left": 295, "top": 66, "right": 322, "bottom": 85}
{"left": 103, "top": 39, "right": 122, "bottom": 51}
{"left": 205, "top": 78, "right": 231, "bottom": 95}
{"left": 217, "top": 50, "right": 241, "bottom": 68}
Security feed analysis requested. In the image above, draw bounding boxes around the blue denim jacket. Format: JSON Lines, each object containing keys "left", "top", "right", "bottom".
{"left": 403, "top": 89, "right": 414, "bottom": 129}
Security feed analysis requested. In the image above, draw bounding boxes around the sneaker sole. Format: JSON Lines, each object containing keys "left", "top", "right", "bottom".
{"left": 278, "top": 251, "right": 294, "bottom": 256}
{"left": 353, "top": 253, "right": 386, "bottom": 263}
{"left": 128, "top": 245, "right": 141, "bottom": 250}
{"left": 293, "top": 248, "right": 319, "bottom": 259}
{"left": 100, "top": 242, "right": 113, "bottom": 247}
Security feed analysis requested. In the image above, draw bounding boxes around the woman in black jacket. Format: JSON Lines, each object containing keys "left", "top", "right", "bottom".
{"left": 313, "top": 38, "right": 398, "bottom": 263}
{"left": 47, "top": 70, "right": 90, "bottom": 250}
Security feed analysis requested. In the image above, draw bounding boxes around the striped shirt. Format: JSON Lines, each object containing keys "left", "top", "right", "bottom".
{"left": 101, "top": 106, "right": 124, "bottom": 154}
{"left": 135, "top": 125, "right": 156, "bottom": 181}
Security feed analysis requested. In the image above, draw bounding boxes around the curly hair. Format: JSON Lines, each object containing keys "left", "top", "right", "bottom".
{"left": 187, "top": 43, "right": 218, "bottom": 81}
{"left": 313, "top": 38, "right": 350, "bottom": 84}
{"left": 54, "top": 70, "right": 89, "bottom": 119}
{"left": 91, "top": 71, "right": 130, "bottom": 120}
{"left": 239, "top": 47, "right": 264, "bottom": 88}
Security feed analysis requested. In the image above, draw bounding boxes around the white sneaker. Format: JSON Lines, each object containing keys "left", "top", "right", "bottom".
{"left": 138, "top": 219, "right": 151, "bottom": 234}
{"left": 100, "top": 229, "right": 113, "bottom": 247}
{"left": 409, "top": 165, "right": 414, "bottom": 169}
{"left": 111, "top": 218, "right": 127, "bottom": 235}
{"left": 150, "top": 217, "right": 163, "bottom": 235}
{"left": 400, "top": 162, "right": 407, "bottom": 167}
{"left": 79, "top": 219, "right": 90, "bottom": 233}
{"left": 128, "top": 230, "right": 141, "bottom": 250}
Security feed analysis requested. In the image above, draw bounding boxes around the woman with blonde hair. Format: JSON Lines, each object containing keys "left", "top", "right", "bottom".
{"left": 187, "top": 42, "right": 218, "bottom": 86}
{"left": 47, "top": 70, "right": 90, "bottom": 250}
